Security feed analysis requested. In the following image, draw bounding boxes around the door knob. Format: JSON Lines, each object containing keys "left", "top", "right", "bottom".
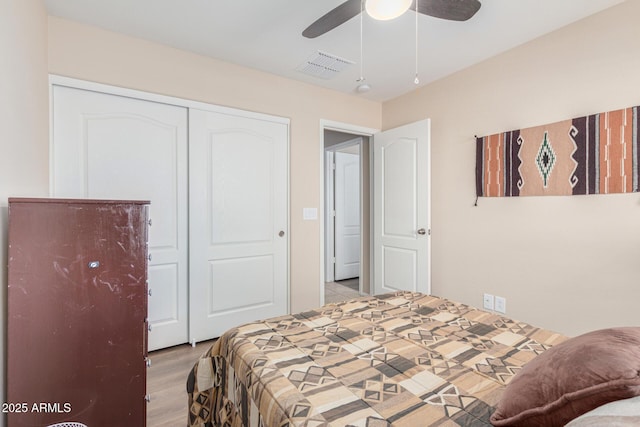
{"left": 417, "top": 228, "right": 427, "bottom": 235}
{"left": 279, "top": 230, "right": 285, "bottom": 237}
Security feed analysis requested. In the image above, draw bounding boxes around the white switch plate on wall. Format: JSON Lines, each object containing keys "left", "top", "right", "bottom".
{"left": 483, "top": 293, "right": 494, "bottom": 311}
{"left": 495, "top": 296, "right": 506, "bottom": 314}
{"left": 303, "top": 207, "right": 317, "bottom": 220}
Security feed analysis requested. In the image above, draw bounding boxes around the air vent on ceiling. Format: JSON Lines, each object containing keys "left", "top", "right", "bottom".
{"left": 296, "top": 50, "right": 354, "bottom": 80}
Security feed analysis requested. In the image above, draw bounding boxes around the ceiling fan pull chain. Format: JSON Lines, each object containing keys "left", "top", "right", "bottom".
{"left": 355, "top": 0, "right": 371, "bottom": 93}
{"left": 359, "top": 0, "right": 364, "bottom": 82}
{"left": 414, "top": 0, "right": 420, "bottom": 85}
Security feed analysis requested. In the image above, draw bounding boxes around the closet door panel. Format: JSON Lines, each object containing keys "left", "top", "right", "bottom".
{"left": 86, "top": 116, "right": 179, "bottom": 249}
{"left": 190, "top": 108, "right": 289, "bottom": 341}
{"left": 51, "top": 85, "right": 189, "bottom": 350}
{"left": 210, "top": 134, "right": 274, "bottom": 244}
{"left": 209, "top": 256, "right": 274, "bottom": 313}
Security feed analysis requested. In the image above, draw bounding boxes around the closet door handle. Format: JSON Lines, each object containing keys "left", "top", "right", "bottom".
{"left": 417, "top": 228, "right": 426, "bottom": 235}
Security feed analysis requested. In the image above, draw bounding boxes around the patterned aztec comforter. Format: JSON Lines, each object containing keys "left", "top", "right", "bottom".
{"left": 187, "top": 292, "right": 566, "bottom": 427}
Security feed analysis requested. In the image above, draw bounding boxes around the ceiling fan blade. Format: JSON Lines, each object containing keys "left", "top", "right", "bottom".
{"left": 302, "top": 0, "right": 362, "bottom": 39}
{"left": 412, "top": 0, "right": 481, "bottom": 21}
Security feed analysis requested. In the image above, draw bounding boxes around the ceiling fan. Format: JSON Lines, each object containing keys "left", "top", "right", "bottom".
{"left": 302, "top": 0, "right": 481, "bottom": 38}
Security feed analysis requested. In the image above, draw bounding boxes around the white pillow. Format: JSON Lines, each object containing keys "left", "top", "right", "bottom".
{"left": 565, "top": 396, "right": 640, "bottom": 427}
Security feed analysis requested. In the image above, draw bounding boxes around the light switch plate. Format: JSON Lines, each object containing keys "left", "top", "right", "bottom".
{"left": 483, "top": 293, "right": 494, "bottom": 311}
{"left": 495, "top": 296, "right": 506, "bottom": 314}
{"left": 303, "top": 207, "right": 318, "bottom": 220}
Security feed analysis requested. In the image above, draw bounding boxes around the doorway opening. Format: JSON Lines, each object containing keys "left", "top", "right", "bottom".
{"left": 322, "top": 126, "right": 374, "bottom": 305}
{"left": 320, "top": 119, "right": 432, "bottom": 305}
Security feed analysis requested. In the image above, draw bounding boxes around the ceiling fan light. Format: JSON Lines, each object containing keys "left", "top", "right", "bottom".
{"left": 365, "top": 0, "right": 412, "bottom": 21}
{"left": 356, "top": 82, "right": 371, "bottom": 93}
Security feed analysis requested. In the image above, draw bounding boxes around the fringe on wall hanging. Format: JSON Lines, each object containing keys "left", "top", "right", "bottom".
{"left": 476, "top": 105, "right": 640, "bottom": 197}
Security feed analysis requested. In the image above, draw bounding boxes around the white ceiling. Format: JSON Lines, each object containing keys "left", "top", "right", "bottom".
{"left": 45, "top": 0, "right": 624, "bottom": 102}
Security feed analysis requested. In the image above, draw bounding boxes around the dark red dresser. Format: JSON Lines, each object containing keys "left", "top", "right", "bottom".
{"left": 7, "top": 198, "right": 150, "bottom": 427}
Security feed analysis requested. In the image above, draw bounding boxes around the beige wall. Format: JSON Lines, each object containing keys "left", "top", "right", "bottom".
{"left": 383, "top": 0, "right": 640, "bottom": 336}
{"left": 47, "top": 16, "right": 382, "bottom": 313}
{"left": 1, "top": 1, "right": 49, "bottom": 425}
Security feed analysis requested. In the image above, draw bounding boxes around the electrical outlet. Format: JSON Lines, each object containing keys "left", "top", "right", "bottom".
{"left": 495, "top": 296, "right": 506, "bottom": 314}
{"left": 483, "top": 293, "right": 494, "bottom": 311}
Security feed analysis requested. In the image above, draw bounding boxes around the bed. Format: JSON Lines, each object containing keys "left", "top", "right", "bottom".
{"left": 187, "top": 292, "right": 640, "bottom": 426}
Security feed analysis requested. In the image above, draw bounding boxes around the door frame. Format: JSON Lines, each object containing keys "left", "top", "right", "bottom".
{"left": 320, "top": 120, "right": 378, "bottom": 306}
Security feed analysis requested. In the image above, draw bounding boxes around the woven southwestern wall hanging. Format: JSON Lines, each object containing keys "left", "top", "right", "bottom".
{"left": 476, "top": 105, "right": 640, "bottom": 197}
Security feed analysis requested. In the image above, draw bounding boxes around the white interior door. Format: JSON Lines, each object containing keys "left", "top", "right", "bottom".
{"left": 334, "top": 151, "right": 360, "bottom": 280}
{"left": 51, "top": 85, "right": 189, "bottom": 351}
{"left": 373, "top": 119, "right": 430, "bottom": 295}
{"left": 189, "top": 108, "right": 289, "bottom": 341}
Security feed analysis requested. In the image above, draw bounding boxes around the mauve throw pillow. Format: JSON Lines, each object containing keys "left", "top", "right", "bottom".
{"left": 490, "top": 327, "right": 640, "bottom": 427}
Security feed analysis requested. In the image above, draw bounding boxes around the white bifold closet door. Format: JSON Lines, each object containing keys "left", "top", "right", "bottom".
{"left": 51, "top": 85, "right": 189, "bottom": 351}
{"left": 188, "top": 109, "right": 289, "bottom": 341}
{"left": 51, "top": 82, "right": 290, "bottom": 347}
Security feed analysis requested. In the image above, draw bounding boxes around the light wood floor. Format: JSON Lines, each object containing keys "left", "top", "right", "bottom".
{"left": 147, "top": 340, "right": 216, "bottom": 427}
{"left": 325, "top": 277, "right": 361, "bottom": 303}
